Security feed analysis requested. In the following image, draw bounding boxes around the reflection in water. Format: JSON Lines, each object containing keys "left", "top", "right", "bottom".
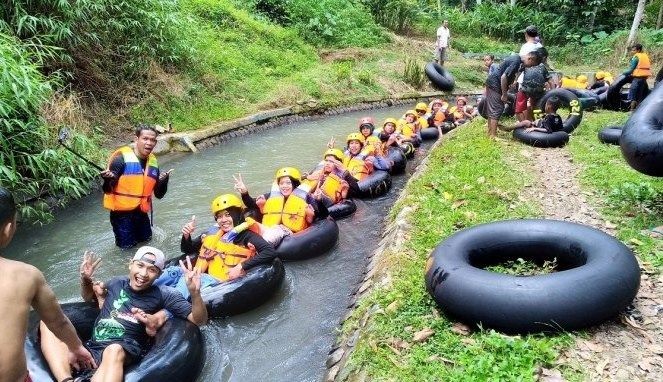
{"left": 7, "top": 105, "right": 429, "bottom": 381}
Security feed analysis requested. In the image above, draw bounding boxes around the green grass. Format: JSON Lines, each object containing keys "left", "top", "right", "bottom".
{"left": 343, "top": 122, "right": 578, "bottom": 381}
{"left": 566, "top": 110, "right": 663, "bottom": 270}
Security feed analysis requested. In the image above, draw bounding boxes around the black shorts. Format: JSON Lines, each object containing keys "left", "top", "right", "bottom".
{"left": 85, "top": 338, "right": 144, "bottom": 366}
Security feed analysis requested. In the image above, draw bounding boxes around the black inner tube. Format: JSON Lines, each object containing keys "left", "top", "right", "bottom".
{"left": 537, "top": 89, "right": 583, "bottom": 133}
{"left": 512, "top": 128, "right": 569, "bottom": 148}
{"left": 620, "top": 83, "right": 663, "bottom": 177}
{"left": 424, "top": 62, "right": 455, "bottom": 91}
{"left": 425, "top": 219, "right": 641, "bottom": 334}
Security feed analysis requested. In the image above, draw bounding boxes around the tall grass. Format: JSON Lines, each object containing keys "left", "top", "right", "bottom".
{"left": 0, "top": 33, "right": 100, "bottom": 222}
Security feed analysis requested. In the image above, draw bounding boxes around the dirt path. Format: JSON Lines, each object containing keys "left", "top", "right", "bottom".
{"left": 518, "top": 146, "right": 663, "bottom": 381}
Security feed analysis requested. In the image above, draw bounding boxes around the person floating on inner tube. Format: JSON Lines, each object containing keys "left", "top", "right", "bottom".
{"left": 304, "top": 149, "right": 360, "bottom": 207}
{"left": 154, "top": 194, "right": 280, "bottom": 299}
{"left": 397, "top": 110, "right": 422, "bottom": 146}
{"left": 427, "top": 99, "right": 449, "bottom": 136}
{"left": 101, "top": 124, "right": 174, "bottom": 249}
{"left": 379, "top": 118, "right": 415, "bottom": 157}
{"left": 237, "top": 167, "right": 329, "bottom": 234}
{"left": 344, "top": 133, "right": 392, "bottom": 178}
{"left": 39, "top": 247, "right": 207, "bottom": 382}
{"left": 623, "top": 43, "right": 652, "bottom": 111}
{"left": 414, "top": 103, "right": 430, "bottom": 129}
{"left": 358, "top": 117, "right": 383, "bottom": 152}
{"left": 448, "top": 96, "right": 476, "bottom": 126}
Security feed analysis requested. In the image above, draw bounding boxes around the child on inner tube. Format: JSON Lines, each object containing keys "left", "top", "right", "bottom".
{"left": 500, "top": 96, "right": 563, "bottom": 134}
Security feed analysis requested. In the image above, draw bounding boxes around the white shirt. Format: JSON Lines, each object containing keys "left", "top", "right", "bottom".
{"left": 519, "top": 41, "right": 543, "bottom": 58}
{"left": 436, "top": 26, "right": 450, "bottom": 48}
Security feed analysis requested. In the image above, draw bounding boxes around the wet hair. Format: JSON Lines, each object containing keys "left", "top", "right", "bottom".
{"left": 527, "top": 50, "right": 543, "bottom": 65}
{"left": 631, "top": 44, "right": 643, "bottom": 52}
{"left": 135, "top": 123, "right": 158, "bottom": 137}
{"left": 536, "top": 47, "right": 548, "bottom": 62}
{"left": 545, "top": 96, "right": 561, "bottom": 112}
{"left": 0, "top": 187, "right": 16, "bottom": 225}
{"left": 525, "top": 25, "right": 538, "bottom": 38}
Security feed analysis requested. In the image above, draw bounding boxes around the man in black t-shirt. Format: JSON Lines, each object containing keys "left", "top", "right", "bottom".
{"left": 40, "top": 246, "right": 207, "bottom": 382}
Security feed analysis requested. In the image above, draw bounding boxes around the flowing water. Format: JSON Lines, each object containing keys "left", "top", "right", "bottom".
{"left": 6, "top": 104, "right": 430, "bottom": 382}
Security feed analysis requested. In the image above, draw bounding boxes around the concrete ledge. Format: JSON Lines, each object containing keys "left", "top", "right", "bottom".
{"left": 152, "top": 91, "right": 480, "bottom": 155}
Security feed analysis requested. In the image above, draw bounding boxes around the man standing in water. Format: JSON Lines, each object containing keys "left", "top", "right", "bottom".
{"left": 0, "top": 187, "right": 96, "bottom": 382}
{"left": 101, "top": 124, "right": 174, "bottom": 249}
{"left": 436, "top": 20, "right": 451, "bottom": 66}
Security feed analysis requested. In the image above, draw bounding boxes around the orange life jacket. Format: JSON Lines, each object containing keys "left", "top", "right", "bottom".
{"left": 633, "top": 53, "right": 652, "bottom": 78}
{"left": 103, "top": 146, "right": 158, "bottom": 213}
{"left": 343, "top": 149, "right": 372, "bottom": 181}
{"left": 261, "top": 183, "right": 310, "bottom": 232}
{"left": 196, "top": 228, "right": 254, "bottom": 281}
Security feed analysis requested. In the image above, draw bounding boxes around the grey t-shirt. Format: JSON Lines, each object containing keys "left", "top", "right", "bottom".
{"left": 486, "top": 54, "right": 522, "bottom": 93}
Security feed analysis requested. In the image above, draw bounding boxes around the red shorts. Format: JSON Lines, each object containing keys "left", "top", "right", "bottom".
{"left": 514, "top": 91, "right": 528, "bottom": 113}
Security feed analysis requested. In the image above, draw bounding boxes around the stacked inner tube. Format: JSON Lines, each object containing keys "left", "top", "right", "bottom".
{"left": 513, "top": 128, "right": 569, "bottom": 148}
{"left": 328, "top": 198, "right": 357, "bottom": 220}
{"left": 357, "top": 170, "right": 392, "bottom": 198}
{"left": 425, "top": 219, "right": 640, "bottom": 334}
{"left": 386, "top": 147, "right": 406, "bottom": 175}
{"left": 599, "top": 74, "right": 631, "bottom": 111}
{"left": 566, "top": 88, "right": 600, "bottom": 111}
{"left": 598, "top": 125, "right": 622, "bottom": 145}
{"left": 276, "top": 217, "right": 339, "bottom": 261}
{"left": 420, "top": 127, "right": 439, "bottom": 141}
{"left": 424, "top": 62, "right": 455, "bottom": 91}
{"left": 26, "top": 302, "right": 204, "bottom": 382}
{"left": 538, "top": 88, "right": 583, "bottom": 133}
{"left": 620, "top": 83, "right": 663, "bottom": 176}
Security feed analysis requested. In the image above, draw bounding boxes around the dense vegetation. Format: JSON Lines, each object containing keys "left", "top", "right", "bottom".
{"left": 1, "top": 0, "right": 660, "bottom": 221}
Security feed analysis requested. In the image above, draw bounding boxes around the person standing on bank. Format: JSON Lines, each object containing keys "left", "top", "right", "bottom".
{"left": 436, "top": 20, "right": 451, "bottom": 66}
{"left": 101, "top": 124, "right": 174, "bottom": 249}
{"left": 623, "top": 43, "right": 652, "bottom": 111}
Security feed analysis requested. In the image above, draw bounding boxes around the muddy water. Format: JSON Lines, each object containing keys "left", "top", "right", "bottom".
{"left": 6, "top": 104, "right": 427, "bottom": 382}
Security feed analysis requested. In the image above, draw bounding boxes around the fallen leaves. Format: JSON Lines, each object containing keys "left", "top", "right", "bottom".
{"left": 450, "top": 322, "right": 471, "bottom": 336}
{"left": 451, "top": 199, "right": 467, "bottom": 209}
{"left": 535, "top": 367, "right": 566, "bottom": 382}
{"left": 413, "top": 328, "right": 435, "bottom": 343}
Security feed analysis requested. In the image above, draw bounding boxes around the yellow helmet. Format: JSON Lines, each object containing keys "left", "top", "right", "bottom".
{"left": 415, "top": 102, "right": 428, "bottom": 112}
{"left": 595, "top": 71, "right": 605, "bottom": 80}
{"left": 346, "top": 132, "right": 365, "bottom": 145}
{"left": 405, "top": 109, "right": 417, "bottom": 117}
{"left": 211, "top": 194, "right": 243, "bottom": 215}
{"left": 323, "top": 148, "right": 345, "bottom": 162}
{"left": 383, "top": 117, "right": 398, "bottom": 127}
{"left": 275, "top": 167, "right": 301, "bottom": 182}
{"left": 576, "top": 74, "right": 588, "bottom": 82}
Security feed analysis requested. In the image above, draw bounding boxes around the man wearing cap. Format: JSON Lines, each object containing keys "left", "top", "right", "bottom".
{"left": 39, "top": 246, "right": 207, "bottom": 382}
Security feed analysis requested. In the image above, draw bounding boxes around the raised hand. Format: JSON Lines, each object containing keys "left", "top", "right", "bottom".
{"left": 327, "top": 136, "right": 336, "bottom": 149}
{"left": 233, "top": 173, "right": 247, "bottom": 194}
{"left": 181, "top": 215, "right": 196, "bottom": 239}
{"left": 80, "top": 251, "right": 101, "bottom": 281}
{"left": 159, "top": 168, "right": 174, "bottom": 181}
{"left": 99, "top": 169, "right": 116, "bottom": 179}
{"left": 179, "top": 256, "right": 201, "bottom": 294}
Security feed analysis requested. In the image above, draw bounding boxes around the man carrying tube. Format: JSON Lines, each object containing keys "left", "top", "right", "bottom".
{"left": 101, "top": 124, "right": 174, "bottom": 249}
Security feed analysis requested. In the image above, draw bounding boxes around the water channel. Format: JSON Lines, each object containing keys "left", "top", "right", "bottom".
{"left": 7, "top": 104, "right": 427, "bottom": 382}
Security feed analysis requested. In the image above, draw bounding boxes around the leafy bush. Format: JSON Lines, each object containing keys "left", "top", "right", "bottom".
{"left": 361, "top": 0, "right": 421, "bottom": 33}
{"left": 609, "top": 182, "right": 662, "bottom": 214}
{"left": 0, "top": 33, "right": 99, "bottom": 222}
